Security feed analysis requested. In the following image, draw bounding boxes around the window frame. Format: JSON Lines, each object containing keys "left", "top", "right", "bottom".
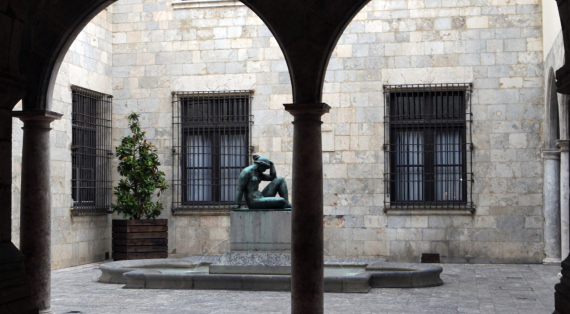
{"left": 172, "top": 90, "right": 253, "bottom": 213}
{"left": 71, "top": 85, "right": 113, "bottom": 216}
{"left": 383, "top": 84, "right": 474, "bottom": 211}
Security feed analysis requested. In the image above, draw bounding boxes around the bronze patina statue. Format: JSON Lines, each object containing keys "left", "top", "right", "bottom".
{"left": 233, "top": 154, "right": 291, "bottom": 210}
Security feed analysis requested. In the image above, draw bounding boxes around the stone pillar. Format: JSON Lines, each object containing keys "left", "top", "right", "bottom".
{"left": 0, "top": 105, "right": 38, "bottom": 314}
{"left": 544, "top": 149, "right": 562, "bottom": 264}
{"left": 558, "top": 140, "right": 570, "bottom": 260}
{"left": 13, "top": 110, "right": 62, "bottom": 314}
{"left": 284, "top": 103, "right": 330, "bottom": 314}
{"left": 0, "top": 106, "right": 12, "bottom": 244}
{"left": 554, "top": 253, "right": 570, "bottom": 314}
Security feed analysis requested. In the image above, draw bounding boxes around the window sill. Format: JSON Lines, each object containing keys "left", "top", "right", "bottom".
{"left": 70, "top": 208, "right": 112, "bottom": 216}
{"left": 172, "top": 207, "right": 232, "bottom": 216}
{"left": 384, "top": 206, "right": 475, "bottom": 215}
{"left": 171, "top": 0, "right": 244, "bottom": 10}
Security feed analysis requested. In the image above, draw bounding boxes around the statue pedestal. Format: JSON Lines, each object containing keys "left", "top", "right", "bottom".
{"left": 230, "top": 210, "right": 291, "bottom": 251}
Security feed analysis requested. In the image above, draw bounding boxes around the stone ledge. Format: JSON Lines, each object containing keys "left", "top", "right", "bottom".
{"left": 384, "top": 208, "right": 475, "bottom": 215}
{"left": 172, "top": 208, "right": 231, "bottom": 216}
{"left": 171, "top": 0, "right": 244, "bottom": 10}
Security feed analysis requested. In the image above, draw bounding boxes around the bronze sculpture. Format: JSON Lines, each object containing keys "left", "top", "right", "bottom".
{"left": 233, "top": 154, "right": 291, "bottom": 210}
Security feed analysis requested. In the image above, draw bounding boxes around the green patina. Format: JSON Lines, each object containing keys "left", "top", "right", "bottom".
{"left": 233, "top": 154, "right": 291, "bottom": 211}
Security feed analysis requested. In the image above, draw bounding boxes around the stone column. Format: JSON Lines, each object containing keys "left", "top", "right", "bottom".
{"left": 0, "top": 105, "right": 38, "bottom": 314}
{"left": 0, "top": 106, "right": 12, "bottom": 244}
{"left": 13, "top": 110, "right": 62, "bottom": 314}
{"left": 284, "top": 103, "right": 330, "bottom": 314}
{"left": 557, "top": 139, "right": 570, "bottom": 260}
{"left": 543, "top": 149, "right": 562, "bottom": 263}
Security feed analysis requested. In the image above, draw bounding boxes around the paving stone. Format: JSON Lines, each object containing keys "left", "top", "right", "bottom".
{"left": 52, "top": 263, "right": 559, "bottom": 313}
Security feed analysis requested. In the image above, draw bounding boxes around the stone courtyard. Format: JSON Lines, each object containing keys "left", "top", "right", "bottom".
{"left": 52, "top": 262, "right": 560, "bottom": 314}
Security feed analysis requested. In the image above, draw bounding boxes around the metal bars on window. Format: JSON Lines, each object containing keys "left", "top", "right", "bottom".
{"left": 383, "top": 84, "right": 473, "bottom": 211}
{"left": 172, "top": 91, "right": 253, "bottom": 213}
{"left": 71, "top": 86, "right": 112, "bottom": 216}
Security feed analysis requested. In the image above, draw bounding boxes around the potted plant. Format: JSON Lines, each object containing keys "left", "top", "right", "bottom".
{"left": 111, "top": 113, "right": 169, "bottom": 261}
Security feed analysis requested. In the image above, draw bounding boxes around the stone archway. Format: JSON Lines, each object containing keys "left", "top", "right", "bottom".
{"left": 1, "top": 0, "right": 375, "bottom": 313}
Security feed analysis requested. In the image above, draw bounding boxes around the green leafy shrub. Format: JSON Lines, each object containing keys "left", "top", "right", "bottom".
{"left": 112, "top": 113, "right": 168, "bottom": 219}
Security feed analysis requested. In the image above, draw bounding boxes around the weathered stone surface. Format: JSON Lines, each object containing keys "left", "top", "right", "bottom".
{"left": 230, "top": 211, "right": 291, "bottom": 251}
{"left": 8, "top": 0, "right": 553, "bottom": 269}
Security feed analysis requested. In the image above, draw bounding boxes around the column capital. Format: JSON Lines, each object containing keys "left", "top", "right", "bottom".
{"left": 543, "top": 149, "right": 561, "bottom": 160}
{"left": 12, "top": 110, "right": 63, "bottom": 123}
{"left": 556, "top": 139, "right": 570, "bottom": 152}
{"left": 284, "top": 103, "right": 330, "bottom": 118}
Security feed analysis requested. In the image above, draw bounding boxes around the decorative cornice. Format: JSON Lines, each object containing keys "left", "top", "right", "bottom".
{"left": 171, "top": 0, "right": 244, "bottom": 10}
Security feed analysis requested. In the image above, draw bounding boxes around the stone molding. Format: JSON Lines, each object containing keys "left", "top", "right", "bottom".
{"left": 171, "top": 0, "right": 244, "bottom": 10}
{"left": 557, "top": 139, "right": 570, "bottom": 152}
{"left": 172, "top": 209, "right": 231, "bottom": 216}
{"left": 384, "top": 209, "right": 475, "bottom": 215}
{"left": 12, "top": 110, "right": 63, "bottom": 124}
{"left": 284, "top": 103, "right": 331, "bottom": 119}
{"left": 543, "top": 149, "right": 562, "bottom": 159}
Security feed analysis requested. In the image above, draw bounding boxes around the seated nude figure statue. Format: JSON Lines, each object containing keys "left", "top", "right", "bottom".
{"left": 233, "top": 154, "right": 291, "bottom": 210}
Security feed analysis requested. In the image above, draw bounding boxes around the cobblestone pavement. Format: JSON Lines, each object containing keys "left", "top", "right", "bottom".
{"left": 52, "top": 263, "right": 560, "bottom": 314}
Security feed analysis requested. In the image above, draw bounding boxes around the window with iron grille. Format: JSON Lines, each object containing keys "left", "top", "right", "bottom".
{"left": 71, "top": 86, "right": 112, "bottom": 216}
{"left": 383, "top": 84, "right": 473, "bottom": 211}
{"left": 172, "top": 91, "right": 253, "bottom": 213}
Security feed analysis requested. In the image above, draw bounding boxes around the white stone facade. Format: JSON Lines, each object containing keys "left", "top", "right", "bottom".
{"left": 12, "top": 8, "right": 114, "bottom": 269}
{"left": 12, "top": 0, "right": 562, "bottom": 268}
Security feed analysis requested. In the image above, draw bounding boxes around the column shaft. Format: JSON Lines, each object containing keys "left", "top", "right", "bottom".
{"left": 285, "top": 103, "right": 329, "bottom": 314}
{"left": 0, "top": 107, "right": 38, "bottom": 314}
{"left": 0, "top": 107, "right": 11, "bottom": 242}
{"left": 558, "top": 140, "right": 570, "bottom": 260}
{"left": 543, "top": 150, "right": 561, "bottom": 263}
{"left": 14, "top": 110, "right": 62, "bottom": 314}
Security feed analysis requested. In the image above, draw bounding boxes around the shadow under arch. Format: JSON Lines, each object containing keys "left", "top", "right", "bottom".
{"left": 20, "top": 0, "right": 116, "bottom": 111}
{"left": 548, "top": 67, "right": 561, "bottom": 148}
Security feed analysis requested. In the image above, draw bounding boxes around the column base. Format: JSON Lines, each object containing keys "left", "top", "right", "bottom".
{"left": 0, "top": 242, "right": 38, "bottom": 314}
{"left": 544, "top": 257, "right": 562, "bottom": 265}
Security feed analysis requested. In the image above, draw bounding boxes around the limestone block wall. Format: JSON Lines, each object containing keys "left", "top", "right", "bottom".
{"left": 11, "top": 8, "right": 114, "bottom": 270}
{"left": 321, "top": 1, "right": 545, "bottom": 263}
{"left": 108, "top": 0, "right": 546, "bottom": 263}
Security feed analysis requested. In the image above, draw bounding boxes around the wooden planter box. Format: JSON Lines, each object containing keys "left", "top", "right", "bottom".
{"left": 112, "top": 219, "right": 168, "bottom": 261}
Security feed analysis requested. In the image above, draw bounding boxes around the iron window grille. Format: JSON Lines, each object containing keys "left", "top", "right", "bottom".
{"left": 71, "top": 86, "right": 113, "bottom": 216}
{"left": 172, "top": 91, "right": 253, "bottom": 213}
{"left": 383, "top": 84, "right": 473, "bottom": 211}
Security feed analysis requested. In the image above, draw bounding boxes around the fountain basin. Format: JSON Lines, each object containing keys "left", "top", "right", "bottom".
{"left": 99, "top": 257, "right": 443, "bottom": 293}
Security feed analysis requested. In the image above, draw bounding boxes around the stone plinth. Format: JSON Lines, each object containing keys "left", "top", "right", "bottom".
{"left": 230, "top": 210, "right": 291, "bottom": 251}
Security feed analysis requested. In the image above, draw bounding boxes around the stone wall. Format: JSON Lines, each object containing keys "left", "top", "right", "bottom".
{"left": 12, "top": 8, "right": 114, "bottom": 270}
{"left": 322, "top": 2, "right": 545, "bottom": 263}
{"left": 109, "top": 0, "right": 546, "bottom": 263}
{"left": 8, "top": 0, "right": 547, "bottom": 266}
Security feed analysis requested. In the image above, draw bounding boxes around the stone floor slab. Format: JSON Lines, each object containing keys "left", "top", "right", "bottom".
{"left": 51, "top": 263, "right": 560, "bottom": 313}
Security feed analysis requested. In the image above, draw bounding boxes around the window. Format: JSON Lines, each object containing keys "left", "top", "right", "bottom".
{"left": 383, "top": 84, "right": 473, "bottom": 210}
{"left": 71, "top": 86, "right": 112, "bottom": 215}
{"left": 172, "top": 91, "right": 253, "bottom": 212}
